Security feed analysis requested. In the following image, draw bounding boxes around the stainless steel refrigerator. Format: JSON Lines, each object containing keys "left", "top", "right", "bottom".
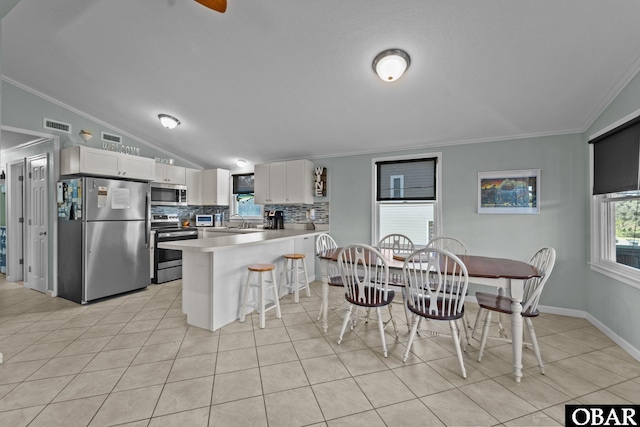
{"left": 57, "top": 177, "right": 151, "bottom": 303}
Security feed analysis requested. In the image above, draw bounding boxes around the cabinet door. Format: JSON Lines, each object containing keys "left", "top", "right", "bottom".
{"left": 165, "top": 165, "right": 186, "bottom": 185}
{"left": 186, "top": 169, "right": 203, "bottom": 205}
{"left": 286, "top": 160, "right": 313, "bottom": 204}
{"left": 154, "top": 164, "right": 167, "bottom": 183}
{"left": 79, "top": 147, "right": 120, "bottom": 177}
{"left": 253, "top": 163, "right": 271, "bottom": 204}
{"left": 121, "top": 155, "right": 156, "bottom": 181}
{"left": 202, "top": 169, "right": 230, "bottom": 206}
{"left": 268, "top": 162, "right": 287, "bottom": 204}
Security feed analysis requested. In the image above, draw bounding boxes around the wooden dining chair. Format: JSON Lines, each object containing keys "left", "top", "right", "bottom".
{"left": 402, "top": 247, "right": 469, "bottom": 378}
{"left": 377, "top": 234, "right": 415, "bottom": 327}
{"left": 426, "top": 236, "right": 472, "bottom": 346}
{"left": 315, "top": 233, "right": 345, "bottom": 320}
{"left": 377, "top": 233, "right": 415, "bottom": 255}
{"left": 336, "top": 244, "right": 399, "bottom": 357}
{"left": 475, "top": 247, "right": 556, "bottom": 374}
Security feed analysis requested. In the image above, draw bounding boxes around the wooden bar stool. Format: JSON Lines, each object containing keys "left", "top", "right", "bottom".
{"left": 239, "top": 263, "right": 282, "bottom": 329}
{"left": 280, "top": 253, "right": 310, "bottom": 303}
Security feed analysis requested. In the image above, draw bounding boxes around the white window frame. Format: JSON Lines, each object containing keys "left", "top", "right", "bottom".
{"left": 589, "top": 118, "right": 640, "bottom": 290}
{"left": 372, "top": 152, "right": 442, "bottom": 245}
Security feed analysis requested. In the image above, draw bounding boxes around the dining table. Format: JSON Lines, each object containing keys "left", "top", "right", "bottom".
{"left": 317, "top": 247, "right": 540, "bottom": 383}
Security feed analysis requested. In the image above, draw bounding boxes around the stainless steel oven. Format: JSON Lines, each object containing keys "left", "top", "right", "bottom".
{"left": 152, "top": 214, "right": 198, "bottom": 284}
{"left": 150, "top": 183, "right": 188, "bottom": 206}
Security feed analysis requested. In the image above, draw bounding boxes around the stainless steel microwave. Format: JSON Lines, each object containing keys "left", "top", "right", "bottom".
{"left": 150, "top": 183, "right": 188, "bottom": 206}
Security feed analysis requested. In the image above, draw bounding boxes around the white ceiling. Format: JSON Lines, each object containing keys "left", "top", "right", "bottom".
{"left": 3, "top": 0, "right": 640, "bottom": 169}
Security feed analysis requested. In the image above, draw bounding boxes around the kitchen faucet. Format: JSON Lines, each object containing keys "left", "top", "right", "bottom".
{"left": 229, "top": 213, "right": 246, "bottom": 228}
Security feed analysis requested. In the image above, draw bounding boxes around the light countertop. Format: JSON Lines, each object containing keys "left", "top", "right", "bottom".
{"left": 158, "top": 229, "right": 325, "bottom": 253}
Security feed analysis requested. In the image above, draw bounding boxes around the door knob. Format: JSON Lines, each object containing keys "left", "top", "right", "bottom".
{"left": 39, "top": 231, "right": 47, "bottom": 236}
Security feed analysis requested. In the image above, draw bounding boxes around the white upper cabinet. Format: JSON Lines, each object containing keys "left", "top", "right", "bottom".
{"left": 60, "top": 146, "right": 155, "bottom": 181}
{"left": 185, "top": 168, "right": 230, "bottom": 206}
{"left": 202, "top": 169, "right": 230, "bottom": 206}
{"left": 254, "top": 159, "right": 313, "bottom": 204}
{"left": 186, "top": 168, "right": 203, "bottom": 205}
{"left": 154, "top": 163, "right": 186, "bottom": 185}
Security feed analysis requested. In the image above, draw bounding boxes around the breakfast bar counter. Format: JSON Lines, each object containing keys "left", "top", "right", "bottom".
{"left": 159, "top": 229, "right": 324, "bottom": 331}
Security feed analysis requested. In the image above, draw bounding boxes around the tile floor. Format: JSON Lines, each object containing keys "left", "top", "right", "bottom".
{"left": 0, "top": 274, "right": 639, "bottom": 426}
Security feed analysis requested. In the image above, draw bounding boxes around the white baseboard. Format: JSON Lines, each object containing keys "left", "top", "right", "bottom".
{"left": 466, "top": 296, "right": 640, "bottom": 362}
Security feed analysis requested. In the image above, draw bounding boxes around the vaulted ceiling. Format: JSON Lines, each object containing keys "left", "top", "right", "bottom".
{"left": 3, "top": 0, "right": 640, "bottom": 169}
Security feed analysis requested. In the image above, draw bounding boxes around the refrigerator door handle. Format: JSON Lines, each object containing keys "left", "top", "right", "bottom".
{"left": 145, "top": 191, "right": 150, "bottom": 248}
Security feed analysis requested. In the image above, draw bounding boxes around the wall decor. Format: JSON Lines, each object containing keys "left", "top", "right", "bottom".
{"left": 478, "top": 169, "right": 539, "bottom": 214}
{"left": 314, "top": 167, "right": 327, "bottom": 197}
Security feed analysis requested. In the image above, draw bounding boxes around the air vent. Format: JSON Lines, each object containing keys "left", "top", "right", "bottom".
{"left": 43, "top": 118, "right": 71, "bottom": 133}
{"left": 101, "top": 131, "right": 122, "bottom": 144}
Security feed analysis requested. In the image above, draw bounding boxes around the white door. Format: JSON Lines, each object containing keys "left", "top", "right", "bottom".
{"left": 27, "top": 155, "right": 48, "bottom": 293}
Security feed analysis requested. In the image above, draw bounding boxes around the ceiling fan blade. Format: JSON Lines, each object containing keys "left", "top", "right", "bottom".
{"left": 195, "top": 0, "right": 227, "bottom": 13}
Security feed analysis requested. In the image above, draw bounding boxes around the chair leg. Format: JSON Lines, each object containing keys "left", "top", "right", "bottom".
{"left": 271, "top": 269, "right": 282, "bottom": 319}
{"left": 471, "top": 307, "right": 485, "bottom": 339}
{"left": 337, "top": 303, "right": 353, "bottom": 345}
{"left": 525, "top": 317, "right": 545, "bottom": 374}
{"left": 259, "top": 272, "right": 266, "bottom": 329}
{"left": 478, "top": 310, "right": 492, "bottom": 362}
{"left": 461, "top": 313, "right": 470, "bottom": 349}
{"left": 403, "top": 314, "right": 420, "bottom": 362}
{"left": 301, "top": 258, "right": 311, "bottom": 298}
{"left": 387, "top": 304, "right": 399, "bottom": 339}
{"left": 401, "top": 288, "right": 411, "bottom": 332}
{"left": 376, "top": 307, "right": 388, "bottom": 357}
{"left": 317, "top": 299, "right": 324, "bottom": 321}
{"left": 449, "top": 320, "right": 467, "bottom": 379}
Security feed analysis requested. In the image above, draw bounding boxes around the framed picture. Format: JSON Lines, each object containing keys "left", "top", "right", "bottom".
{"left": 478, "top": 169, "right": 540, "bottom": 214}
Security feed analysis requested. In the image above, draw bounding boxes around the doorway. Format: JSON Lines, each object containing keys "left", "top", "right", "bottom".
{"left": 1, "top": 127, "right": 58, "bottom": 294}
{"left": 26, "top": 154, "right": 49, "bottom": 293}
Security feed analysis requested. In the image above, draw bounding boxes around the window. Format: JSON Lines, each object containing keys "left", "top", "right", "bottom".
{"left": 390, "top": 175, "right": 404, "bottom": 198}
{"left": 590, "top": 111, "right": 640, "bottom": 288}
{"left": 373, "top": 154, "right": 441, "bottom": 247}
{"left": 231, "top": 173, "right": 263, "bottom": 220}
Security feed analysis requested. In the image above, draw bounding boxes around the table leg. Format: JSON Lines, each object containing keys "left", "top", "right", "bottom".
{"left": 321, "top": 258, "right": 329, "bottom": 333}
{"left": 510, "top": 279, "right": 524, "bottom": 383}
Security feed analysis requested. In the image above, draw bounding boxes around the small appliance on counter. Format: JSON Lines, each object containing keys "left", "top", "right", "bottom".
{"left": 265, "top": 210, "right": 284, "bottom": 229}
{"left": 195, "top": 214, "right": 213, "bottom": 227}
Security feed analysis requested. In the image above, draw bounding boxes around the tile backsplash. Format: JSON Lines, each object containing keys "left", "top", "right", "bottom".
{"left": 151, "top": 202, "right": 329, "bottom": 225}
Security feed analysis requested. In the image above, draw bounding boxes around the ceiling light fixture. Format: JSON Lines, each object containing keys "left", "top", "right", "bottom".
{"left": 79, "top": 129, "right": 93, "bottom": 142}
{"left": 158, "top": 114, "right": 181, "bottom": 129}
{"left": 236, "top": 159, "right": 247, "bottom": 167}
{"left": 372, "top": 49, "right": 411, "bottom": 82}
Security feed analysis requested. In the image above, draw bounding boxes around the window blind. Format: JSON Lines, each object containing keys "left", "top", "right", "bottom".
{"left": 232, "top": 173, "right": 254, "bottom": 194}
{"left": 376, "top": 158, "right": 437, "bottom": 201}
{"left": 590, "top": 117, "right": 640, "bottom": 195}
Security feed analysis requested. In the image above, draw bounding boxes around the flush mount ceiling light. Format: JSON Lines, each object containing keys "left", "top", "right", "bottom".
{"left": 78, "top": 129, "right": 93, "bottom": 142}
{"left": 158, "top": 114, "right": 181, "bottom": 129}
{"left": 372, "top": 49, "right": 411, "bottom": 82}
{"left": 236, "top": 159, "right": 247, "bottom": 167}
